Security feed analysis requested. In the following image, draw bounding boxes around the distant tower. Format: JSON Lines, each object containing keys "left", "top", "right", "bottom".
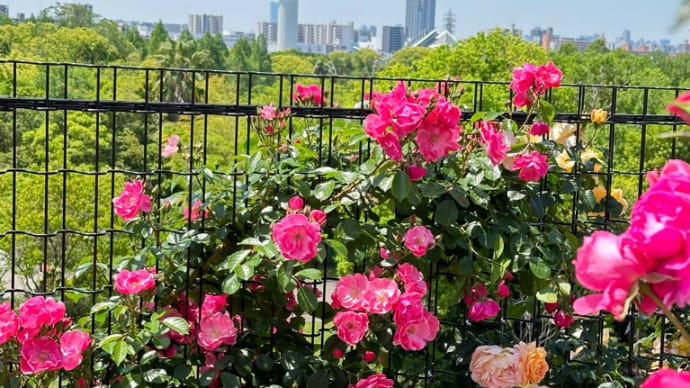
{"left": 443, "top": 9, "right": 455, "bottom": 34}
{"left": 405, "top": 0, "right": 436, "bottom": 40}
{"left": 278, "top": 0, "right": 298, "bottom": 50}
{"left": 270, "top": 1, "right": 279, "bottom": 24}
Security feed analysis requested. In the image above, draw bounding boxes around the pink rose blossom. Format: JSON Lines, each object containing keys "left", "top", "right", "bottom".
{"left": 364, "top": 351, "right": 376, "bottom": 363}
{"left": 333, "top": 311, "right": 368, "bottom": 346}
{"left": 113, "top": 180, "right": 151, "bottom": 222}
{"left": 363, "top": 278, "right": 401, "bottom": 314}
{"left": 293, "top": 84, "right": 323, "bottom": 106}
{"left": 201, "top": 294, "right": 228, "bottom": 318}
{"left": 479, "top": 121, "right": 510, "bottom": 166}
{"left": 404, "top": 226, "right": 435, "bottom": 258}
{"left": 393, "top": 310, "right": 439, "bottom": 351}
{"left": 162, "top": 135, "right": 180, "bottom": 157}
{"left": 60, "top": 330, "right": 91, "bottom": 371}
{"left": 114, "top": 268, "right": 156, "bottom": 295}
{"left": 333, "top": 348, "right": 344, "bottom": 359}
{"left": 512, "top": 152, "right": 549, "bottom": 182}
{"left": 544, "top": 302, "right": 558, "bottom": 314}
{"left": 378, "top": 132, "right": 403, "bottom": 161}
{"left": 354, "top": 373, "right": 394, "bottom": 388}
{"left": 396, "top": 263, "right": 427, "bottom": 296}
{"left": 184, "top": 200, "right": 208, "bottom": 222}
{"left": 364, "top": 114, "right": 389, "bottom": 138}
{"left": 468, "top": 298, "right": 500, "bottom": 322}
{"left": 198, "top": 313, "right": 238, "bottom": 351}
{"left": 261, "top": 105, "right": 277, "bottom": 120}
{"left": 0, "top": 302, "right": 19, "bottom": 345}
{"left": 470, "top": 345, "right": 521, "bottom": 388}
{"left": 379, "top": 248, "right": 389, "bottom": 259}
{"left": 511, "top": 61, "right": 562, "bottom": 108}
{"left": 530, "top": 122, "right": 550, "bottom": 136}
{"left": 309, "top": 209, "right": 327, "bottom": 226}
{"left": 497, "top": 280, "right": 510, "bottom": 298}
{"left": 288, "top": 196, "right": 304, "bottom": 211}
{"left": 668, "top": 92, "right": 690, "bottom": 125}
{"left": 416, "top": 123, "right": 461, "bottom": 163}
{"left": 393, "top": 292, "right": 425, "bottom": 326}
{"left": 641, "top": 369, "right": 690, "bottom": 388}
{"left": 333, "top": 274, "right": 369, "bottom": 311}
{"left": 391, "top": 102, "right": 425, "bottom": 138}
{"left": 408, "top": 165, "right": 427, "bottom": 181}
{"left": 19, "top": 296, "right": 65, "bottom": 330}
{"left": 554, "top": 310, "right": 574, "bottom": 328}
{"left": 272, "top": 214, "right": 322, "bottom": 263}
{"left": 20, "top": 337, "right": 63, "bottom": 374}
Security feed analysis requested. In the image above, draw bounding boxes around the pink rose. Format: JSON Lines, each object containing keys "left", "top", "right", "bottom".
{"left": 572, "top": 231, "right": 649, "bottom": 320}
{"left": 416, "top": 122, "right": 461, "bottom": 163}
{"left": 19, "top": 296, "right": 65, "bottom": 330}
{"left": 554, "top": 310, "right": 574, "bottom": 328}
{"left": 479, "top": 121, "right": 510, "bottom": 166}
{"left": 184, "top": 200, "right": 208, "bottom": 223}
{"left": 393, "top": 292, "right": 425, "bottom": 325}
{"left": 272, "top": 214, "right": 322, "bottom": 263}
{"left": 201, "top": 294, "right": 228, "bottom": 318}
{"left": 364, "top": 114, "right": 389, "bottom": 138}
{"left": 200, "top": 351, "right": 221, "bottom": 388}
{"left": 20, "top": 337, "right": 63, "bottom": 374}
{"left": 0, "top": 302, "right": 19, "bottom": 345}
{"left": 293, "top": 84, "right": 323, "bottom": 106}
{"left": 396, "top": 263, "right": 427, "bottom": 296}
{"left": 333, "top": 274, "right": 369, "bottom": 311}
{"left": 530, "top": 122, "right": 550, "bottom": 136}
{"left": 60, "top": 330, "right": 91, "bottom": 371}
{"left": 468, "top": 298, "right": 501, "bottom": 322}
{"left": 363, "top": 278, "right": 401, "bottom": 314}
{"left": 162, "top": 135, "right": 180, "bottom": 157}
{"left": 333, "top": 311, "right": 368, "bottom": 346}
{"left": 261, "top": 105, "right": 277, "bottom": 120}
{"left": 510, "top": 63, "right": 537, "bottom": 96}
{"left": 380, "top": 248, "right": 389, "bottom": 259}
{"left": 497, "top": 280, "right": 510, "bottom": 298}
{"left": 544, "top": 302, "right": 558, "bottom": 314}
{"left": 288, "top": 196, "right": 304, "bottom": 211}
{"left": 512, "top": 152, "right": 549, "bottom": 182}
{"left": 641, "top": 369, "right": 690, "bottom": 387}
{"left": 114, "top": 268, "right": 156, "bottom": 295}
{"left": 647, "top": 159, "right": 690, "bottom": 186}
{"left": 668, "top": 92, "right": 690, "bottom": 125}
{"left": 198, "top": 312, "right": 238, "bottom": 351}
{"left": 364, "top": 351, "right": 376, "bottom": 363}
{"left": 404, "top": 226, "right": 435, "bottom": 258}
{"left": 113, "top": 180, "right": 151, "bottom": 222}
{"left": 407, "top": 165, "right": 427, "bottom": 181}
{"left": 510, "top": 62, "right": 562, "bottom": 108}
{"left": 354, "top": 373, "right": 394, "bottom": 388}
{"left": 536, "top": 61, "right": 563, "bottom": 90}
{"left": 392, "top": 102, "right": 425, "bottom": 138}
{"left": 309, "top": 209, "right": 327, "bottom": 226}
{"left": 470, "top": 345, "right": 521, "bottom": 388}
{"left": 393, "top": 310, "right": 439, "bottom": 351}
{"left": 333, "top": 348, "right": 344, "bottom": 359}
{"left": 378, "top": 132, "right": 403, "bottom": 161}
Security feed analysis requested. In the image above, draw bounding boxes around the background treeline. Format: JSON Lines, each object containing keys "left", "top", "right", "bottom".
{"left": 0, "top": 3, "right": 687, "bottom": 300}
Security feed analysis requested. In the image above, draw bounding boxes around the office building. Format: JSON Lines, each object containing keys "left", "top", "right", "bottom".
{"left": 405, "top": 0, "right": 436, "bottom": 40}
{"left": 188, "top": 14, "right": 223, "bottom": 35}
{"left": 270, "top": 1, "right": 279, "bottom": 24}
{"left": 278, "top": 0, "right": 299, "bottom": 50}
{"left": 382, "top": 25, "right": 405, "bottom": 53}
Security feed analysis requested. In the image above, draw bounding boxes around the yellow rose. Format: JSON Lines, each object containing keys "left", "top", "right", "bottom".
{"left": 592, "top": 185, "right": 607, "bottom": 203}
{"left": 610, "top": 188, "right": 628, "bottom": 213}
{"left": 589, "top": 186, "right": 628, "bottom": 217}
{"left": 550, "top": 123, "right": 576, "bottom": 146}
{"left": 591, "top": 109, "right": 607, "bottom": 124}
{"left": 556, "top": 150, "right": 575, "bottom": 173}
{"left": 672, "top": 336, "right": 690, "bottom": 356}
{"left": 580, "top": 147, "right": 601, "bottom": 163}
{"left": 470, "top": 345, "right": 521, "bottom": 388}
{"left": 515, "top": 342, "right": 549, "bottom": 385}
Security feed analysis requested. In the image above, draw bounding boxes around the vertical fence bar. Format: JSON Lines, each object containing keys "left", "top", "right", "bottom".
{"left": 60, "top": 64, "right": 68, "bottom": 301}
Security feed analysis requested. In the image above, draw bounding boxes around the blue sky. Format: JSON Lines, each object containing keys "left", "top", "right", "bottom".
{"left": 5, "top": 0, "right": 690, "bottom": 43}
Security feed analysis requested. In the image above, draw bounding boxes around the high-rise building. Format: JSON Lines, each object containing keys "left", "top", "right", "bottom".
{"left": 405, "top": 0, "right": 436, "bottom": 40}
{"left": 188, "top": 14, "right": 223, "bottom": 35}
{"left": 270, "top": 1, "right": 279, "bottom": 24}
{"left": 278, "top": 0, "right": 298, "bottom": 50}
{"left": 623, "top": 30, "right": 631, "bottom": 44}
{"left": 257, "top": 21, "right": 278, "bottom": 43}
{"left": 0, "top": 5, "right": 8, "bottom": 18}
{"left": 297, "top": 22, "right": 354, "bottom": 53}
{"left": 382, "top": 26, "right": 405, "bottom": 53}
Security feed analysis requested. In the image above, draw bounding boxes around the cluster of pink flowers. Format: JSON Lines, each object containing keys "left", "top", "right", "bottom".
{"left": 470, "top": 342, "right": 549, "bottom": 388}
{"left": 364, "top": 82, "right": 462, "bottom": 163}
{"left": 465, "top": 284, "right": 500, "bottom": 322}
{"left": 256, "top": 104, "right": 291, "bottom": 135}
{"left": 331, "top": 263, "right": 439, "bottom": 351}
{"left": 293, "top": 84, "right": 323, "bottom": 106}
{"left": 573, "top": 160, "right": 690, "bottom": 320}
{"left": 272, "top": 196, "right": 326, "bottom": 263}
{"left": 403, "top": 225, "right": 435, "bottom": 257}
{"left": 161, "top": 135, "right": 180, "bottom": 158}
{"left": 350, "top": 373, "right": 394, "bottom": 388}
{"left": 478, "top": 121, "right": 549, "bottom": 182}
{"left": 184, "top": 200, "right": 209, "bottom": 223}
{"left": 0, "top": 297, "right": 91, "bottom": 375}
{"left": 479, "top": 121, "right": 510, "bottom": 166}
{"left": 113, "top": 180, "right": 151, "bottom": 222}
{"left": 113, "top": 268, "right": 156, "bottom": 295}
{"left": 642, "top": 369, "right": 690, "bottom": 387}
{"left": 510, "top": 61, "right": 563, "bottom": 108}
{"left": 512, "top": 151, "right": 549, "bottom": 182}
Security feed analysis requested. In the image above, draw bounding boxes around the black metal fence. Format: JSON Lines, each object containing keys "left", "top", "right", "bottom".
{"left": 0, "top": 59, "right": 689, "bottom": 386}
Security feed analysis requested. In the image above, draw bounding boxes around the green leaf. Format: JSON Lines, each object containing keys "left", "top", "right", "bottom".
{"left": 326, "top": 239, "right": 348, "bottom": 259}
{"left": 295, "top": 268, "right": 323, "bottom": 280}
{"left": 141, "top": 350, "right": 158, "bottom": 365}
{"left": 449, "top": 188, "right": 470, "bottom": 208}
{"left": 221, "top": 373, "right": 242, "bottom": 388}
{"left": 529, "top": 194, "right": 545, "bottom": 218}
{"left": 235, "top": 264, "right": 253, "bottom": 281}
{"left": 583, "top": 190, "right": 597, "bottom": 211}
{"left": 557, "top": 280, "right": 571, "bottom": 296}
{"left": 314, "top": 181, "right": 336, "bottom": 201}
{"left": 144, "top": 369, "right": 170, "bottom": 384}
{"left": 111, "top": 340, "right": 129, "bottom": 366}
{"left": 536, "top": 286, "right": 558, "bottom": 303}
{"left": 297, "top": 286, "right": 318, "bottom": 313}
{"left": 530, "top": 259, "right": 551, "bottom": 279}
{"left": 337, "top": 219, "right": 361, "bottom": 241}
{"left": 90, "top": 301, "right": 119, "bottom": 315}
{"left": 220, "top": 249, "right": 251, "bottom": 272}
{"left": 222, "top": 275, "right": 241, "bottom": 295}
{"left": 163, "top": 317, "right": 190, "bottom": 335}
{"left": 539, "top": 100, "right": 555, "bottom": 124}
{"left": 307, "top": 370, "right": 329, "bottom": 388}
{"left": 392, "top": 171, "right": 411, "bottom": 202}
{"left": 470, "top": 111, "right": 485, "bottom": 124}
{"left": 435, "top": 199, "right": 458, "bottom": 226}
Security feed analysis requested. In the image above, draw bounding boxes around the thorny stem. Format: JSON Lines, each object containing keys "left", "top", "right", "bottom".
{"left": 640, "top": 282, "right": 690, "bottom": 345}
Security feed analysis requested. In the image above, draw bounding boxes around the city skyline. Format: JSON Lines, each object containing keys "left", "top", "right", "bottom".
{"left": 2, "top": 0, "right": 689, "bottom": 45}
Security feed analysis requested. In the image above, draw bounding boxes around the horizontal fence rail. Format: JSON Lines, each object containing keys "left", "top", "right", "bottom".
{"left": 0, "top": 59, "right": 689, "bottom": 386}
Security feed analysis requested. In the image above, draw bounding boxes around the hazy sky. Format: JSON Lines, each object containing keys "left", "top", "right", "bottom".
{"left": 4, "top": 0, "right": 690, "bottom": 43}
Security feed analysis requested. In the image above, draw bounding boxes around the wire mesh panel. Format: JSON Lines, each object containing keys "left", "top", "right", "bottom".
{"left": 0, "top": 59, "right": 688, "bottom": 386}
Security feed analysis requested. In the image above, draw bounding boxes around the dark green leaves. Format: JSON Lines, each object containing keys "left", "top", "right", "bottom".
{"left": 530, "top": 259, "right": 551, "bottom": 279}
{"left": 435, "top": 200, "right": 458, "bottom": 226}
{"left": 392, "top": 171, "right": 411, "bottom": 201}
{"left": 297, "top": 286, "right": 318, "bottom": 313}
{"left": 162, "top": 317, "right": 190, "bottom": 335}
{"left": 314, "top": 181, "right": 336, "bottom": 201}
